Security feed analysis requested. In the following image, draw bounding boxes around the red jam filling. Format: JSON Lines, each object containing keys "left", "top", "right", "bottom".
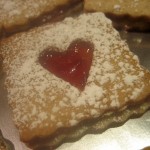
{"left": 39, "top": 39, "right": 94, "bottom": 91}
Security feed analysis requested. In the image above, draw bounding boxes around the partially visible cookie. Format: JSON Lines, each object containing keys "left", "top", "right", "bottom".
{"left": 0, "top": 0, "right": 81, "bottom": 37}
{"left": 84, "top": 0, "right": 150, "bottom": 31}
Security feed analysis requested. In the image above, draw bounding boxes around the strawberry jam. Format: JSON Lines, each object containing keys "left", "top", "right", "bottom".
{"left": 39, "top": 39, "right": 94, "bottom": 91}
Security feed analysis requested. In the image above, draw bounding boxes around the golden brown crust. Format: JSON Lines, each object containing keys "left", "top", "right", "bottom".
{"left": 0, "top": 0, "right": 82, "bottom": 38}
{"left": 84, "top": 0, "right": 150, "bottom": 16}
{"left": 84, "top": 0, "right": 150, "bottom": 31}
{"left": 28, "top": 97, "right": 150, "bottom": 150}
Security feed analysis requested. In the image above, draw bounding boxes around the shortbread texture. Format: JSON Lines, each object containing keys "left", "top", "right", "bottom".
{"left": 0, "top": 0, "right": 77, "bottom": 33}
{"left": 84, "top": 0, "right": 150, "bottom": 16}
{"left": 1, "top": 12, "right": 150, "bottom": 142}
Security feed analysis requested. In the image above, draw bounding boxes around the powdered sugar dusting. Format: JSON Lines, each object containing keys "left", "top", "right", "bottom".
{"left": 85, "top": 0, "right": 149, "bottom": 16}
{"left": 0, "top": 0, "right": 69, "bottom": 30}
{"left": 1, "top": 13, "right": 150, "bottom": 140}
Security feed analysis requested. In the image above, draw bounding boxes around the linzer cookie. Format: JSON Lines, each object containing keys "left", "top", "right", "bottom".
{"left": 84, "top": 0, "right": 150, "bottom": 31}
{"left": 0, "top": 0, "right": 81, "bottom": 37}
{"left": 1, "top": 13, "right": 150, "bottom": 149}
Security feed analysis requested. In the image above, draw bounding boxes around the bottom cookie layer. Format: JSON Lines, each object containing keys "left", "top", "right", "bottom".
{"left": 27, "top": 98, "right": 150, "bottom": 150}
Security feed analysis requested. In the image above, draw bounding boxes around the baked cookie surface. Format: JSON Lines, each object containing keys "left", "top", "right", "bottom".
{"left": 0, "top": 0, "right": 81, "bottom": 36}
{"left": 84, "top": 0, "right": 150, "bottom": 16}
{"left": 84, "top": 0, "right": 150, "bottom": 31}
{"left": 1, "top": 12, "right": 150, "bottom": 149}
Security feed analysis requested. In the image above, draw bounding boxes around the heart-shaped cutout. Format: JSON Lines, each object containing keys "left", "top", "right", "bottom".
{"left": 39, "top": 39, "right": 94, "bottom": 91}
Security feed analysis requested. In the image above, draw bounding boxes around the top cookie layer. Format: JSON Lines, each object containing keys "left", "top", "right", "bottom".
{"left": 1, "top": 12, "right": 150, "bottom": 141}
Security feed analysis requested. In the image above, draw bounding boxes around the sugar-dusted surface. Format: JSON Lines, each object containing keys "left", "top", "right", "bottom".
{"left": 1, "top": 13, "right": 150, "bottom": 142}
{"left": 84, "top": 0, "right": 150, "bottom": 16}
{"left": 0, "top": 0, "right": 77, "bottom": 32}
